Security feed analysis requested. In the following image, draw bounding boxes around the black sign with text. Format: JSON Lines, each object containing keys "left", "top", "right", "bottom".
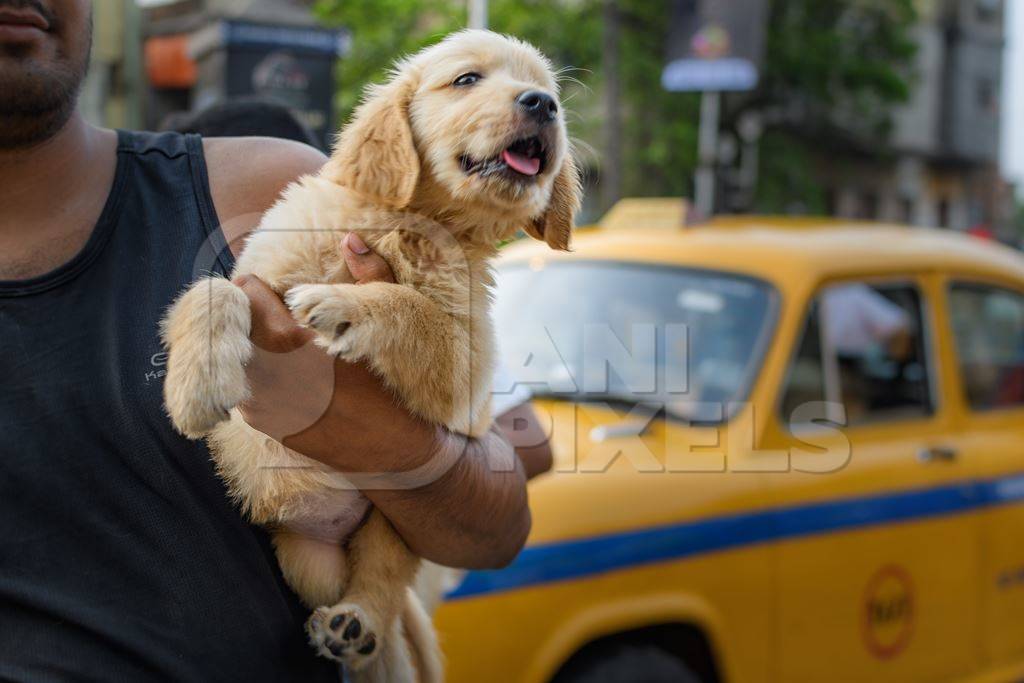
{"left": 223, "top": 21, "right": 349, "bottom": 148}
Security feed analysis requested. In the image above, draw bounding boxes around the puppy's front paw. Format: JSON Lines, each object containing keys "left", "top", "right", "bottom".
{"left": 286, "top": 284, "right": 367, "bottom": 358}
{"left": 164, "top": 377, "right": 235, "bottom": 439}
{"left": 306, "top": 603, "right": 380, "bottom": 669}
{"left": 161, "top": 279, "right": 253, "bottom": 439}
{"left": 164, "top": 339, "right": 251, "bottom": 438}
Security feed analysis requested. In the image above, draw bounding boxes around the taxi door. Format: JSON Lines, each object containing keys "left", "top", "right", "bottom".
{"left": 761, "top": 275, "right": 981, "bottom": 682}
{"left": 940, "top": 274, "right": 1024, "bottom": 671}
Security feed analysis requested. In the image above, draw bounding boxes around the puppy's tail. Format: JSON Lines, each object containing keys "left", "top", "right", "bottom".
{"left": 403, "top": 587, "right": 443, "bottom": 683}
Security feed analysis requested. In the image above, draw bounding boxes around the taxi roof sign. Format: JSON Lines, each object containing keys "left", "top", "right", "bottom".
{"left": 599, "top": 198, "right": 690, "bottom": 231}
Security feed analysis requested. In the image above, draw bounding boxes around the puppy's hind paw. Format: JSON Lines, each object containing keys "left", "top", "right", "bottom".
{"left": 306, "top": 603, "right": 380, "bottom": 670}
{"left": 285, "top": 284, "right": 365, "bottom": 357}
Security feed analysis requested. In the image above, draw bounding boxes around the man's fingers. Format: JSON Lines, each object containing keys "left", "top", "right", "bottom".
{"left": 233, "top": 274, "right": 313, "bottom": 353}
{"left": 233, "top": 231, "right": 394, "bottom": 355}
{"left": 344, "top": 233, "right": 396, "bottom": 284}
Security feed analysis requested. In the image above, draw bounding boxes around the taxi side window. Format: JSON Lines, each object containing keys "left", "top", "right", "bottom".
{"left": 782, "top": 282, "right": 933, "bottom": 427}
{"left": 949, "top": 283, "right": 1024, "bottom": 410}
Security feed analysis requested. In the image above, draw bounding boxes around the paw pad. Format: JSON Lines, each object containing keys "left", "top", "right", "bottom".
{"left": 307, "top": 604, "right": 380, "bottom": 668}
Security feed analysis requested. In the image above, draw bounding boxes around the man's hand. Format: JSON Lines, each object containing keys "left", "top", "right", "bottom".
{"left": 496, "top": 402, "right": 554, "bottom": 479}
{"left": 232, "top": 234, "right": 531, "bottom": 568}
{"left": 233, "top": 233, "right": 424, "bottom": 456}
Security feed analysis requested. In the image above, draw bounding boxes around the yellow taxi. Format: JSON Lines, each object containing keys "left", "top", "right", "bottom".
{"left": 435, "top": 201, "right": 1024, "bottom": 683}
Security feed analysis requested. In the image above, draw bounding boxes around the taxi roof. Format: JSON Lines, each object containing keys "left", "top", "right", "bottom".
{"left": 501, "top": 216, "right": 1024, "bottom": 287}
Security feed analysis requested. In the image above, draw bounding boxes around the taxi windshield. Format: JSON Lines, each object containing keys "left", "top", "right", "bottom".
{"left": 493, "top": 261, "right": 778, "bottom": 422}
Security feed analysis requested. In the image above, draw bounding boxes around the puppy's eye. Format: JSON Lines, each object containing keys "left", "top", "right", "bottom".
{"left": 453, "top": 72, "right": 482, "bottom": 87}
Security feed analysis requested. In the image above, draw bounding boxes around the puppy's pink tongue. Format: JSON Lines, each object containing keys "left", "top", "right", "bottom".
{"left": 502, "top": 148, "right": 541, "bottom": 176}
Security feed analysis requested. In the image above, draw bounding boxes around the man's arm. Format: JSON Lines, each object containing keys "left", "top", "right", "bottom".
{"left": 204, "top": 137, "right": 535, "bottom": 568}
{"left": 234, "top": 272, "right": 531, "bottom": 568}
{"left": 496, "top": 402, "right": 554, "bottom": 480}
{"left": 370, "top": 429, "right": 532, "bottom": 567}
{"left": 203, "top": 136, "right": 329, "bottom": 253}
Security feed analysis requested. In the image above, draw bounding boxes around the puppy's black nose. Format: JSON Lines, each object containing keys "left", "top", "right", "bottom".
{"left": 516, "top": 90, "right": 557, "bottom": 123}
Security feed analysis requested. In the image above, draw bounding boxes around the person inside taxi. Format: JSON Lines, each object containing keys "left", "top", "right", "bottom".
{"left": 822, "top": 283, "right": 915, "bottom": 422}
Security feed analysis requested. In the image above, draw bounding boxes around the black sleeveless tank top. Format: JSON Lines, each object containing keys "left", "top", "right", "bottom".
{"left": 0, "top": 131, "right": 338, "bottom": 682}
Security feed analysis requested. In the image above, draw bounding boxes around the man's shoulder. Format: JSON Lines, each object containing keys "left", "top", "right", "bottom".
{"left": 202, "top": 136, "right": 328, "bottom": 253}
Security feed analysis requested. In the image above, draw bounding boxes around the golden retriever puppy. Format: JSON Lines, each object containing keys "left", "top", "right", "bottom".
{"left": 160, "top": 30, "right": 580, "bottom": 682}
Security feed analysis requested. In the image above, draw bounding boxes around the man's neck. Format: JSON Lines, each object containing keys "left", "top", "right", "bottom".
{"left": 0, "top": 114, "right": 119, "bottom": 280}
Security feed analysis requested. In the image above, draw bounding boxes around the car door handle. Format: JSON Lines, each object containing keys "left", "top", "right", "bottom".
{"left": 918, "top": 446, "right": 958, "bottom": 463}
{"left": 589, "top": 420, "right": 652, "bottom": 442}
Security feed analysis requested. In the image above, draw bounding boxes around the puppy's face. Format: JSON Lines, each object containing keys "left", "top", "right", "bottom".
{"left": 327, "top": 31, "right": 580, "bottom": 251}
{"left": 409, "top": 33, "right": 565, "bottom": 215}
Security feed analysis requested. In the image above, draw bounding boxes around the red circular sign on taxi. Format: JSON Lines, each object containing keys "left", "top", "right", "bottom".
{"left": 862, "top": 564, "right": 914, "bottom": 659}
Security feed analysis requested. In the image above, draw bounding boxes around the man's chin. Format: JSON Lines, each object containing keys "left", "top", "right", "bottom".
{"left": 0, "top": 69, "right": 83, "bottom": 150}
{"left": 0, "top": 109, "right": 74, "bottom": 150}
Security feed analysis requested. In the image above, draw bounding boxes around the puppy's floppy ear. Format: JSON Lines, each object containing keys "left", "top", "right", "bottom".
{"left": 322, "top": 76, "right": 419, "bottom": 209}
{"left": 524, "top": 150, "right": 582, "bottom": 252}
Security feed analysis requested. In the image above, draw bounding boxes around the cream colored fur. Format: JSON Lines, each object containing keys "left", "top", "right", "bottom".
{"left": 160, "top": 30, "right": 581, "bottom": 682}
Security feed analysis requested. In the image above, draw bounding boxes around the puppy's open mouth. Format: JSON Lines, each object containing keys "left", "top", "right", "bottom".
{"left": 460, "top": 136, "right": 548, "bottom": 181}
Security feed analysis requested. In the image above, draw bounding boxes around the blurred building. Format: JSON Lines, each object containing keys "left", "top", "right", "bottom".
{"left": 827, "top": 0, "right": 1009, "bottom": 232}
{"left": 142, "top": 0, "right": 348, "bottom": 149}
{"left": 80, "top": 0, "right": 144, "bottom": 129}
{"left": 78, "top": 0, "right": 346, "bottom": 149}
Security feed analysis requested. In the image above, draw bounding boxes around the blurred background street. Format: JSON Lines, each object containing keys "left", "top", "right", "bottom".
{"left": 81, "top": 0, "right": 1023, "bottom": 241}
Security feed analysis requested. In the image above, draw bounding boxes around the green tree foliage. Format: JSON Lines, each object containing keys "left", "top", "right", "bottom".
{"left": 745, "top": 0, "right": 918, "bottom": 212}
{"left": 610, "top": 2, "right": 701, "bottom": 199}
{"left": 313, "top": 0, "right": 464, "bottom": 119}
{"left": 760, "top": 0, "right": 917, "bottom": 128}
{"left": 314, "top": 0, "right": 917, "bottom": 215}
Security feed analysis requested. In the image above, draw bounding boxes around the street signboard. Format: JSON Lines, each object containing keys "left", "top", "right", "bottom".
{"left": 662, "top": 0, "right": 769, "bottom": 92}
